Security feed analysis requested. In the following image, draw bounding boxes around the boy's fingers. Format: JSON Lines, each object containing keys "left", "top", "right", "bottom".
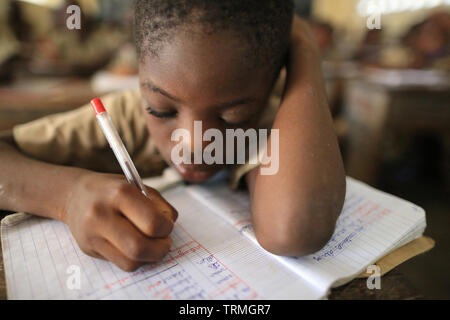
{"left": 91, "top": 238, "right": 145, "bottom": 272}
{"left": 145, "top": 186, "right": 179, "bottom": 222}
{"left": 115, "top": 185, "right": 176, "bottom": 237}
{"left": 101, "top": 214, "right": 173, "bottom": 262}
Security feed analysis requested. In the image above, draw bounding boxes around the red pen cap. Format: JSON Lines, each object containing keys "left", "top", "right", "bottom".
{"left": 90, "top": 98, "right": 106, "bottom": 114}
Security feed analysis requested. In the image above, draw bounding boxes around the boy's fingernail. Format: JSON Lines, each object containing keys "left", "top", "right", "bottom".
{"left": 161, "top": 209, "right": 176, "bottom": 222}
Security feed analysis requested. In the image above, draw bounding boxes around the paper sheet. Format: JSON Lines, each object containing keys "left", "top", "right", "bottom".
{"left": 1, "top": 185, "right": 321, "bottom": 300}
{"left": 1, "top": 176, "right": 426, "bottom": 299}
{"left": 187, "top": 177, "right": 426, "bottom": 291}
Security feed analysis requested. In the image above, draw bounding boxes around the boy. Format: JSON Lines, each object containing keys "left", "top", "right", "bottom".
{"left": 0, "top": 0, "right": 345, "bottom": 272}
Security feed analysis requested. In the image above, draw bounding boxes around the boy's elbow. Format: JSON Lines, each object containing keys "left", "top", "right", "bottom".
{"left": 253, "top": 207, "right": 337, "bottom": 257}
{"left": 256, "top": 226, "right": 333, "bottom": 257}
{"left": 252, "top": 178, "right": 346, "bottom": 257}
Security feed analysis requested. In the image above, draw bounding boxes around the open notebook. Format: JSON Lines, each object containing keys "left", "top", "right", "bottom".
{"left": 1, "top": 170, "right": 426, "bottom": 299}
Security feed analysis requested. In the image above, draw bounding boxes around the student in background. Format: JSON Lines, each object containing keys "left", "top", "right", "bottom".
{"left": 309, "top": 20, "right": 334, "bottom": 58}
{"left": 406, "top": 14, "right": 449, "bottom": 70}
{"left": 0, "top": 0, "right": 345, "bottom": 272}
{"left": 0, "top": 0, "right": 25, "bottom": 82}
{"left": 353, "top": 29, "right": 384, "bottom": 66}
{"left": 30, "top": 0, "right": 128, "bottom": 76}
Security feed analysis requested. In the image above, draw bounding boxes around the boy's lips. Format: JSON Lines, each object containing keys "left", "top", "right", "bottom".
{"left": 174, "top": 164, "right": 217, "bottom": 182}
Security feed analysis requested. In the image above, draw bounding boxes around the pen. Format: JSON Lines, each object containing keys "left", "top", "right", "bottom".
{"left": 90, "top": 98, "right": 151, "bottom": 199}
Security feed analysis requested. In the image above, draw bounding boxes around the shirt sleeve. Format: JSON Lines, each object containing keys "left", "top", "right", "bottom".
{"left": 12, "top": 89, "right": 167, "bottom": 176}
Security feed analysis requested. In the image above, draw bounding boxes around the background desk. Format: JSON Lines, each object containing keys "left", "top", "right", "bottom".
{"left": 343, "top": 74, "right": 450, "bottom": 187}
{"left": 0, "top": 76, "right": 95, "bottom": 131}
{"left": 0, "top": 211, "right": 422, "bottom": 300}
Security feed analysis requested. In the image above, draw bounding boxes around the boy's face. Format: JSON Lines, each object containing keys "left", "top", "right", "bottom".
{"left": 139, "top": 29, "right": 276, "bottom": 182}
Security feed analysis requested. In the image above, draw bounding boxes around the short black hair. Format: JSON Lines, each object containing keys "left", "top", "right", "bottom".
{"left": 134, "top": 0, "right": 294, "bottom": 74}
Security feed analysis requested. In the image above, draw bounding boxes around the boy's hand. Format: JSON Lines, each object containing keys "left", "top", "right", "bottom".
{"left": 290, "top": 15, "right": 320, "bottom": 55}
{"left": 63, "top": 172, "right": 178, "bottom": 272}
{"left": 285, "top": 15, "right": 326, "bottom": 101}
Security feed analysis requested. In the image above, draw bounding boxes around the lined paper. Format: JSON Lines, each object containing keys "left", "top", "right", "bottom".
{"left": 1, "top": 185, "right": 321, "bottom": 300}
{"left": 187, "top": 177, "right": 426, "bottom": 292}
{"left": 1, "top": 176, "right": 426, "bottom": 299}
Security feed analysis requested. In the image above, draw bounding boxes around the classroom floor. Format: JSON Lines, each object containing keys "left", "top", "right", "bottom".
{"left": 375, "top": 135, "right": 450, "bottom": 299}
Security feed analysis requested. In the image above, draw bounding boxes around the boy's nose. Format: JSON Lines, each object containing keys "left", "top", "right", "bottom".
{"left": 181, "top": 119, "right": 215, "bottom": 157}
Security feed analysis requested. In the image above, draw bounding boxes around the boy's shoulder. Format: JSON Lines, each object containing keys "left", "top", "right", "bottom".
{"left": 10, "top": 88, "right": 150, "bottom": 172}
{"left": 12, "top": 88, "right": 144, "bottom": 142}
{"left": 100, "top": 88, "right": 143, "bottom": 115}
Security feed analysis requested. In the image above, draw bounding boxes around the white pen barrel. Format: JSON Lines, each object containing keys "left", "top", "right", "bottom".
{"left": 96, "top": 112, "right": 150, "bottom": 198}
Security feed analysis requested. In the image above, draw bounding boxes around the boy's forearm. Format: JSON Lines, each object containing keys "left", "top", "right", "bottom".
{"left": 248, "top": 21, "right": 346, "bottom": 256}
{"left": 0, "top": 140, "right": 88, "bottom": 221}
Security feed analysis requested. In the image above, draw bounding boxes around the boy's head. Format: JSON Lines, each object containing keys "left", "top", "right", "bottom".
{"left": 134, "top": 0, "right": 293, "bottom": 182}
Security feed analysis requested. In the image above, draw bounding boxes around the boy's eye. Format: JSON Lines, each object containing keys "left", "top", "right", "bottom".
{"left": 146, "top": 105, "right": 178, "bottom": 119}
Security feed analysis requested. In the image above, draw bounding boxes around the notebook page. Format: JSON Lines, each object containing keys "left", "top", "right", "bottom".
{"left": 142, "top": 167, "right": 183, "bottom": 193}
{"left": 1, "top": 185, "right": 322, "bottom": 300}
{"left": 186, "top": 176, "right": 426, "bottom": 292}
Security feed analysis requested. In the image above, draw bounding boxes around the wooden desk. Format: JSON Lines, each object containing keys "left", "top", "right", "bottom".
{"left": 0, "top": 76, "right": 95, "bottom": 131}
{"left": 343, "top": 71, "right": 450, "bottom": 186}
{"left": 0, "top": 211, "right": 422, "bottom": 300}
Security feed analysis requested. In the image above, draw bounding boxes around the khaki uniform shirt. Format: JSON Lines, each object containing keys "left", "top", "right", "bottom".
{"left": 11, "top": 76, "right": 285, "bottom": 189}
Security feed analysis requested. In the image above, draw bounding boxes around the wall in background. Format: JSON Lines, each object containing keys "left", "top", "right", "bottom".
{"left": 312, "top": 0, "right": 450, "bottom": 40}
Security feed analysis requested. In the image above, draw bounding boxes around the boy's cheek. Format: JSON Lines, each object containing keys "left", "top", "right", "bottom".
{"left": 153, "top": 134, "right": 177, "bottom": 163}
{"left": 143, "top": 123, "right": 174, "bottom": 158}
